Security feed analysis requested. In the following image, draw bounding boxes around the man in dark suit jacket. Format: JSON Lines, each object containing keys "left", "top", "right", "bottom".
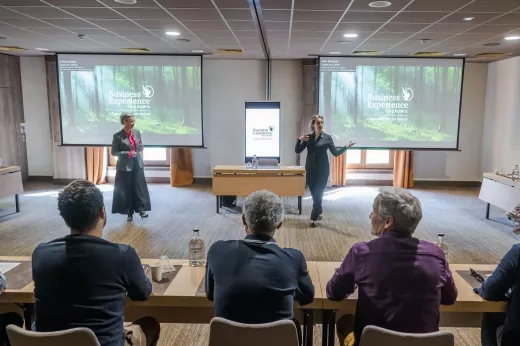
{"left": 111, "top": 129, "right": 144, "bottom": 172}
{"left": 205, "top": 190, "right": 315, "bottom": 339}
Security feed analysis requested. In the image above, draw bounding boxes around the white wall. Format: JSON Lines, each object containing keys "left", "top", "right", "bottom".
{"left": 481, "top": 56, "right": 520, "bottom": 174}
{"left": 20, "top": 56, "right": 53, "bottom": 177}
{"left": 414, "top": 63, "right": 488, "bottom": 181}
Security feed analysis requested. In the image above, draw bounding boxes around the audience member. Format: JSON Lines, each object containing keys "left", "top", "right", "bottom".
{"left": 475, "top": 244, "right": 520, "bottom": 346}
{"left": 326, "top": 186, "right": 458, "bottom": 346}
{"left": 205, "top": 190, "right": 314, "bottom": 343}
{"left": 0, "top": 272, "right": 24, "bottom": 346}
{"left": 32, "top": 180, "right": 160, "bottom": 346}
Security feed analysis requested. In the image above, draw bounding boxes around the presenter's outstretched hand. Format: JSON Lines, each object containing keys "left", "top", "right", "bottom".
{"left": 299, "top": 135, "right": 310, "bottom": 141}
{"left": 346, "top": 141, "right": 356, "bottom": 148}
{"left": 130, "top": 151, "right": 138, "bottom": 158}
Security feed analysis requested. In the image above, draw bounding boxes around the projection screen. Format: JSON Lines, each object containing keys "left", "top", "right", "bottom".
{"left": 57, "top": 54, "right": 203, "bottom": 147}
{"left": 319, "top": 57, "right": 465, "bottom": 150}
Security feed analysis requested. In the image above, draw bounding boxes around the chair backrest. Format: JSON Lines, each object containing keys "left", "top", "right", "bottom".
{"left": 7, "top": 325, "right": 101, "bottom": 346}
{"left": 359, "top": 325, "right": 454, "bottom": 346}
{"left": 208, "top": 317, "right": 299, "bottom": 346}
{"left": 258, "top": 158, "right": 279, "bottom": 167}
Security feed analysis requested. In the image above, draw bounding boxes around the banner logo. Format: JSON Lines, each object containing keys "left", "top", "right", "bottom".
{"left": 402, "top": 87, "right": 414, "bottom": 101}
{"left": 142, "top": 85, "right": 155, "bottom": 98}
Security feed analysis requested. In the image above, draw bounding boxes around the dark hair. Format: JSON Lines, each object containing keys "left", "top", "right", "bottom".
{"left": 58, "top": 180, "right": 104, "bottom": 233}
{"left": 120, "top": 112, "right": 134, "bottom": 125}
{"left": 309, "top": 115, "right": 324, "bottom": 132}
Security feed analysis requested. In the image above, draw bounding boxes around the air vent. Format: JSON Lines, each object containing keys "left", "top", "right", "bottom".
{"left": 413, "top": 52, "right": 445, "bottom": 57}
{"left": 472, "top": 52, "right": 512, "bottom": 59}
{"left": 120, "top": 48, "right": 151, "bottom": 53}
{"left": 214, "top": 49, "right": 243, "bottom": 55}
{"left": 0, "top": 46, "right": 26, "bottom": 51}
{"left": 353, "top": 50, "right": 381, "bottom": 55}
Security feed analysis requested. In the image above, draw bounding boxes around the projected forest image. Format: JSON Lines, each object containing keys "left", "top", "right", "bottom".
{"left": 59, "top": 65, "right": 202, "bottom": 136}
{"left": 319, "top": 65, "right": 463, "bottom": 143}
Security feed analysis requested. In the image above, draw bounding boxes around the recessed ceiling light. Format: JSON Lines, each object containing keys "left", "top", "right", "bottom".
{"left": 343, "top": 33, "right": 358, "bottom": 38}
{"left": 463, "top": 17, "right": 474, "bottom": 21}
{"left": 165, "top": 31, "right": 180, "bottom": 36}
{"left": 453, "top": 53, "right": 466, "bottom": 56}
{"left": 484, "top": 42, "right": 500, "bottom": 46}
{"left": 369, "top": 1, "right": 392, "bottom": 8}
{"left": 0, "top": 37, "right": 6, "bottom": 40}
{"left": 336, "top": 40, "right": 352, "bottom": 44}
{"left": 329, "top": 52, "right": 341, "bottom": 54}
{"left": 192, "top": 50, "right": 204, "bottom": 53}
{"left": 114, "top": 0, "right": 137, "bottom": 4}
{"left": 35, "top": 48, "right": 49, "bottom": 51}
{"left": 504, "top": 36, "right": 520, "bottom": 41}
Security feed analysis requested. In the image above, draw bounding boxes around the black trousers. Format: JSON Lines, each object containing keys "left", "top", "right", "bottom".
{"left": 112, "top": 161, "right": 151, "bottom": 216}
{"left": 309, "top": 181, "right": 327, "bottom": 221}
{"left": 0, "top": 312, "right": 24, "bottom": 346}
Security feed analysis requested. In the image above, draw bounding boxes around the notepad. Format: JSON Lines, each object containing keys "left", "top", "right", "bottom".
{"left": 0, "top": 262, "right": 20, "bottom": 274}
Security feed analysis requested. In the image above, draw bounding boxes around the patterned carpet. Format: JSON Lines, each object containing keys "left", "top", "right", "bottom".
{"left": 0, "top": 183, "right": 516, "bottom": 345}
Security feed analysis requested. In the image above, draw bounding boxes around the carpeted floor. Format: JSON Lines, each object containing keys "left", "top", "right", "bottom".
{"left": 0, "top": 183, "right": 516, "bottom": 345}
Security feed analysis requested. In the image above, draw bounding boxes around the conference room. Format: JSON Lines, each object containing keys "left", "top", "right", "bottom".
{"left": 0, "top": 0, "right": 519, "bottom": 345}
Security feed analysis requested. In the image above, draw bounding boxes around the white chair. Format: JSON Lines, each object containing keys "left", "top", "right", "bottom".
{"left": 208, "top": 317, "right": 299, "bottom": 346}
{"left": 6, "top": 324, "right": 101, "bottom": 346}
{"left": 258, "top": 158, "right": 279, "bottom": 167}
{"left": 359, "top": 325, "right": 454, "bottom": 346}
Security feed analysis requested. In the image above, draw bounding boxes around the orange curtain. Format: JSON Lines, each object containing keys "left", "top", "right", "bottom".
{"left": 170, "top": 148, "right": 193, "bottom": 187}
{"left": 331, "top": 152, "right": 347, "bottom": 186}
{"left": 393, "top": 150, "right": 414, "bottom": 188}
{"left": 86, "top": 147, "right": 107, "bottom": 185}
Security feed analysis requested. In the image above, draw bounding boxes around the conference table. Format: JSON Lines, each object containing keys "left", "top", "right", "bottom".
{"left": 0, "top": 166, "right": 23, "bottom": 216}
{"left": 212, "top": 165, "right": 305, "bottom": 214}
{"left": 0, "top": 257, "right": 505, "bottom": 346}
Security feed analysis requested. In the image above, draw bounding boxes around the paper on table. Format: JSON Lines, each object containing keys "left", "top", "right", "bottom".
{"left": 0, "top": 262, "right": 20, "bottom": 274}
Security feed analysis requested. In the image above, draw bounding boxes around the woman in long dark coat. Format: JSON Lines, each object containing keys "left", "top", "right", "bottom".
{"left": 295, "top": 115, "right": 354, "bottom": 227}
{"left": 111, "top": 112, "right": 151, "bottom": 221}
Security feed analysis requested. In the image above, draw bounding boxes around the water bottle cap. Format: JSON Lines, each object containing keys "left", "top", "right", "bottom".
{"left": 438, "top": 233, "right": 445, "bottom": 237}
{"left": 193, "top": 228, "right": 199, "bottom": 232}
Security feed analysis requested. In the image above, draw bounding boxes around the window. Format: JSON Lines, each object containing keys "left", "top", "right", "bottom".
{"left": 108, "top": 148, "right": 170, "bottom": 166}
{"left": 347, "top": 150, "right": 394, "bottom": 169}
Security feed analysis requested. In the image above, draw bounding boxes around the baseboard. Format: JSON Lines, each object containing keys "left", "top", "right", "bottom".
{"left": 193, "top": 177, "right": 212, "bottom": 185}
{"left": 106, "top": 176, "right": 170, "bottom": 184}
{"left": 52, "top": 178, "right": 77, "bottom": 185}
{"left": 414, "top": 180, "right": 481, "bottom": 188}
{"left": 27, "top": 176, "right": 53, "bottom": 182}
{"left": 345, "top": 179, "right": 393, "bottom": 186}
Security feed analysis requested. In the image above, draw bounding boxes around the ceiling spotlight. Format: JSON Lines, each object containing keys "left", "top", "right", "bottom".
{"left": 35, "top": 48, "right": 49, "bottom": 51}
{"left": 336, "top": 40, "right": 352, "bottom": 44}
{"left": 114, "top": 0, "right": 137, "bottom": 4}
{"left": 453, "top": 53, "right": 466, "bottom": 56}
{"left": 165, "top": 31, "right": 180, "bottom": 36}
{"left": 369, "top": 1, "right": 392, "bottom": 8}
{"left": 177, "top": 38, "right": 190, "bottom": 42}
{"left": 0, "top": 36, "right": 6, "bottom": 40}
{"left": 329, "top": 52, "right": 341, "bottom": 54}
{"left": 504, "top": 35, "right": 520, "bottom": 41}
{"left": 484, "top": 42, "right": 500, "bottom": 46}
{"left": 192, "top": 49, "right": 204, "bottom": 53}
{"left": 419, "top": 38, "right": 432, "bottom": 44}
{"left": 463, "top": 17, "right": 474, "bottom": 21}
{"left": 343, "top": 33, "right": 358, "bottom": 38}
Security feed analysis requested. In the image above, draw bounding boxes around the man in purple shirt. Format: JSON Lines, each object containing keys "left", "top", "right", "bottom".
{"left": 326, "top": 187, "right": 458, "bottom": 346}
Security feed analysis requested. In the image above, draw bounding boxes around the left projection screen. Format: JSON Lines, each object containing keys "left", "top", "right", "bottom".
{"left": 57, "top": 54, "right": 203, "bottom": 146}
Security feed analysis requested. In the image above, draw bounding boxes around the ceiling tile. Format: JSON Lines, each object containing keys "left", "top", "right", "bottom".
{"left": 267, "top": 31, "right": 289, "bottom": 38}
{"left": 292, "top": 21, "right": 337, "bottom": 31}
{"left": 0, "top": 18, "right": 55, "bottom": 27}
{"left": 465, "top": 24, "right": 520, "bottom": 34}
{"left": 438, "top": 12, "right": 504, "bottom": 24}
{"left": 405, "top": 0, "right": 476, "bottom": 11}
{"left": 59, "top": 7, "right": 123, "bottom": 20}
{"left": 213, "top": 0, "right": 250, "bottom": 9}
{"left": 101, "top": 0, "right": 161, "bottom": 7}
{"left": 485, "top": 13, "right": 520, "bottom": 25}
{"left": 182, "top": 20, "right": 228, "bottom": 30}
{"left": 191, "top": 29, "right": 234, "bottom": 38}
{"left": 293, "top": 10, "right": 343, "bottom": 22}
{"left": 133, "top": 19, "right": 184, "bottom": 30}
{"left": 423, "top": 23, "right": 484, "bottom": 33}
{"left": 336, "top": 22, "right": 386, "bottom": 32}
{"left": 291, "top": 31, "right": 330, "bottom": 39}
{"left": 165, "top": 9, "right": 221, "bottom": 20}
{"left": 294, "top": 0, "right": 351, "bottom": 10}
{"left": 219, "top": 9, "right": 253, "bottom": 20}
{"left": 2, "top": 6, "right": 76, "bottom": 19}
{"left": 43, "top": 18, "right": 100, "bottom": 28}
{"left": 86, "top": 19, "right": 139, "bottom": 29}
{"left": 342, "top": 11, "right": 397, "bottom": 23}
{"left": 264, "top": 21, "right": 290, "bottom": 30}
{"left": 108, "top": 8, "right": 175, "bottom": 20}
{"left": 259, "top": 0, "right": 292, "bottom": 10}
{"left": 461, "top": 0, "right": 520, "bottom": 12}
{"left": 370, "top": 32, "right": 414, "bottom": 40}
{"left": 350, "top": 0, "right": 413, "bottom": 11}
{"left": 227, "top": 20, "right": 256, "bottom": 30}
{"left": 158, "top": 0, "right": 212, "bottom": 8}
{"left": 380, "top": 23, "right": 430, "bottom": 32}
{"left": 234, "top": 30, "right": 259, "bottom": 38}
{"left": 261, "top": 9, "right": 291, "bottom": 21}
{"left": 392, "top": 12, "right": 451, "bottom": 24}
{"left": 0, "top": 0, "right": 42, "bottom": 5}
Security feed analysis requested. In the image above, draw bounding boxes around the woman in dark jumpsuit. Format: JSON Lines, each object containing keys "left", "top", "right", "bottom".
{"left": 295, "top": 115, "right": 354, "bottom": 227}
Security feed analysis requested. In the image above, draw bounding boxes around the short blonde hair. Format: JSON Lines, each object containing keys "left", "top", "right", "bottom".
{"left": 120, "top": 112, "right": 134, "bottom": 125}
{"left": 309, "top": 115, "right": 324, "bottom": 132}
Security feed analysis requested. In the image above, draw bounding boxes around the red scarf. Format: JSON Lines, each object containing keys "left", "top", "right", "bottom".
{"left": 128, "top": 131, "right": 136, "bottom": 159}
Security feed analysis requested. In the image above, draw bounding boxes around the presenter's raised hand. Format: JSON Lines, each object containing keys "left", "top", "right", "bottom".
{"left": 299, "top": 135, "right": 310, "bottom": 142}
{"left": 346, "top": 141, "right": 356, "bottom": 148}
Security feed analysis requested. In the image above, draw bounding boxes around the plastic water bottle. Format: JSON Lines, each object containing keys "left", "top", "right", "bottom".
{"left": 435, "top": 233, "right": 448, "bottom": 256}
{"left": 0, "top": 157, "right": 3, "bottom": 167}
{"left": 512, "top": 165, "right": 519, "bottom": 181}
{"left": 252, "top": 155, "right": 259, "bottom": 170}
{"left": 189, "top": 229, "right": 205, "bottom": 267}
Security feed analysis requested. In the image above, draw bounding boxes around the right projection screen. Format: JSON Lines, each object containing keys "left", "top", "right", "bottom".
{"left": 319, "top": 57, "right": 464, "bottom": 149}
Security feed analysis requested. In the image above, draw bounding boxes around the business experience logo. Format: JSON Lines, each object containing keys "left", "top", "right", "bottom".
{"left": 253, "top": 125, "right": 275, "bottom": 138}
{"left": 402, "top": 87, "right": 414, "bottom": 101}
{"left": 142, "top": 85, "right": 155, "bottom": 98}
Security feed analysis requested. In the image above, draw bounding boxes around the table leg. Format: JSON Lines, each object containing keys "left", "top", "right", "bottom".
{"left": 15, "top": 194, "right": 20, "bottom": 213}
{"left": 216, "top": 196, "right": 220, "bottom": 214}
{"left": 298, "top": 196, "right": 302, "bottom": 215}
{"left": 322, "top": 310, "right": 328, "bottom": 346}
{"left": 303, "top": 310, "right": 313, "bottom": 346}
{"left": 327, "top": 310, "right": 335, "bottom": 346}
{"left": 486, "top": 203, "right": 490, "bottom": 220}
{"left": 23, "top": 303, "right": 34, "bottom": 330}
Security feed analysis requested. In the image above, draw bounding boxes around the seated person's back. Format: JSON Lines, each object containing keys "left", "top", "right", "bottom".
{"left": 205, "top": 190, "right": 314, "bottom": 324}
{"left": 327, "top": 187, "right": 458, "bottom": 345}
{"left": 32, "top": 181, "right": 153, "bottom": 346}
